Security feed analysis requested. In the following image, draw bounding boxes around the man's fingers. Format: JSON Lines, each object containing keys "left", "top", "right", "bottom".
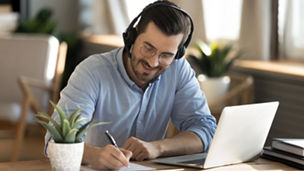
{"left": 112, "top": 149, "right": 130, "bottom": 166}
{"left": 103, "top": 145, "right": 130, "bottom": 168}
{"left": 131, "top": 145, "right": 144, "bottom": 158}
{"left": 120, "top": 148, "right": 133, "bottom": 160}
{"left": 135, "top": 151, "right": 147, "bottom": 161}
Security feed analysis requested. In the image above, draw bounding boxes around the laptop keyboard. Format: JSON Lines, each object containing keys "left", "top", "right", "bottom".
{"left": 180, "top": 158, "right": 206, "bottom": 165}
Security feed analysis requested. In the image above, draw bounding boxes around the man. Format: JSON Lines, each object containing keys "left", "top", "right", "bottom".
{"left": 45, "top": 1, "right": 216, "bottom": 170}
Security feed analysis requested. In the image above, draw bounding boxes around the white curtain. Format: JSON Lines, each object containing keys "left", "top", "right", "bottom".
{"left": 79, "top": 0, "right": 129, "bottom": 35}
{"left": 239, "top": 0, "right": 272, "bottom": 60}
{"left": 279, "top": 0, "right": 304, "bottom": 60}
{"left": 171, "top": 0, "right": 207, "bottom": 46}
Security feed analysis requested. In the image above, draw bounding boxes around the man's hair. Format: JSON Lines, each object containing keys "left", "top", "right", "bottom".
{"left": 137, "top": 1, "right": 191, "bottom": 49}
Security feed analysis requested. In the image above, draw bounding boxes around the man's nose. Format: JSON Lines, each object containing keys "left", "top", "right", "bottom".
{"left": 146, "top": 54, "right": 160, "bottom": 67}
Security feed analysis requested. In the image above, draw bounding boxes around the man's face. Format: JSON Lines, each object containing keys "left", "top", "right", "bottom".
{"left": 127, "top": 22, "right": 184, "bottom": 88}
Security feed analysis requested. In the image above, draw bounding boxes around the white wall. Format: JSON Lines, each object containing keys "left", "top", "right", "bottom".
{"left": 29, "top": 0, "right": 79, "bottom": 33}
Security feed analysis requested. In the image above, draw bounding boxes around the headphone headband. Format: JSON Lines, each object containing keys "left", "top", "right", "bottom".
{"left": 123, "top": 1, "right": 194, "bottom": 59}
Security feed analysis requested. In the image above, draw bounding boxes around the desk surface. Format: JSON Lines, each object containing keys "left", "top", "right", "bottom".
{"left": 0, "top": 158, "right": 298, "bottom": 171}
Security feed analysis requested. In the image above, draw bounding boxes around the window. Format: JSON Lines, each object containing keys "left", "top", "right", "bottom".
{"left": 125, "top": 0, "right": 155, "bottom": 21}
{"left": 202, "top": 0, "right": 243, "bottom": 42}
{"left": 279, "top": 0, "right": 304, "bottom": 59}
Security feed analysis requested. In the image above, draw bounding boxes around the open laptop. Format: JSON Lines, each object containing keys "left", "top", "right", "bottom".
{"left": 152, "top": 101, "right": 279, "bottom": 169}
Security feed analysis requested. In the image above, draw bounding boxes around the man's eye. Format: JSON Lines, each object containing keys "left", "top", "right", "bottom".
{"left": 144, "top": 45, "right": 154, "bottom": 52}
{"left": 160, "top": 54, "right": 174, "bottom": 59}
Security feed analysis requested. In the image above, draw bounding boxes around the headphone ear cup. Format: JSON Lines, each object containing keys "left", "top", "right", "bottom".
{"left": 123, "top": 28, "right": 137, "bottom": 53}
{"left": 175, "top": 46, "right": 186, "bottom": 59}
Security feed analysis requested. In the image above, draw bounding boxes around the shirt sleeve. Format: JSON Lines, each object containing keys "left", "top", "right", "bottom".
{"left": 44, "top": 55, "right": 100, "bottom": 155}
{"left": 171, "top": 58, "right": 217, "bottom": 152}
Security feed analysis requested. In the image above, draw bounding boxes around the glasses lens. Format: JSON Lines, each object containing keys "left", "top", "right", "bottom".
{"left": 140, "top": 44, "right": 155, "bottom": 57}
{"left": 140, "top": 43, "right": 175, "bottom": 65}
{"left": 159, "top": 54, "right": 175, "bottom": 65}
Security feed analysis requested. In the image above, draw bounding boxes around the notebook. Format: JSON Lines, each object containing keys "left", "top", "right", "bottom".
{"left": 152, "top": 101, "right": 279, "bottom": 169}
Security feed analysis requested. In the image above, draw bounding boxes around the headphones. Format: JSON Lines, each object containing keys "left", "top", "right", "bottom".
{"left": 123, "top": 1, "right": 194, "bottom": 59}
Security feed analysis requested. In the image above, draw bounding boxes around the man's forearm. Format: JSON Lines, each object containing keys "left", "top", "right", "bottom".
{"left": 153, "top": 131, "right": 204, "bottom": 157}
{"left": 82, "top": 143, "right": 95, "bottom": 165}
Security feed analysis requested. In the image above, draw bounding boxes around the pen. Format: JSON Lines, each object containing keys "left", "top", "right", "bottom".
{"left": 105, "top": 130, "right": 119, "bottom": 148}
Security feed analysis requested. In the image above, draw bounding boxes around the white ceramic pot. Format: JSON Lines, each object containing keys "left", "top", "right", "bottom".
{"left": 47, "top": 141, "right": 84, "bottom": 171}
{"left": 198, "top": 75, "right": 231, "bottom": 104}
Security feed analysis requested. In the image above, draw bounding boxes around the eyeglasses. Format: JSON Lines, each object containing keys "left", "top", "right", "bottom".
{"left": 139, "top": 43, "right": 175, "bottom": 65}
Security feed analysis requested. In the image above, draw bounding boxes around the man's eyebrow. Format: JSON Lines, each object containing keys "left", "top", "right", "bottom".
{"left": 143, "top": 41, "right": 175, "bottom": 55}
{"left": 143, "top": 41, "right": 156, "bottom": 49}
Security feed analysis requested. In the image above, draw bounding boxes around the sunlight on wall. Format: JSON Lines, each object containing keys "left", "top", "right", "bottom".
{"left": 125, "top": 0, "right": 156, "bottom": 20}
{"left": 291, "top": 0, "right": 304, "bottom": 48}
{"left": 203, "top": 0, "right": 243, "bottom": 42}
{"left": 279, "top": 0, "right": 304, "bottom": 59}
{"left": 45, "top": 36, "right": 59, "bottom": 82}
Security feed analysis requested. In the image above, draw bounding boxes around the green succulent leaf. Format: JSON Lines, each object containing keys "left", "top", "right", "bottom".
{"left": 36, "top": 100, "right": 110, "bottom": 143}
{"left": 64, "top": 128, "right": 78, "bottom": 143}
{"left": 62, "top": 119, "right": 71, "bottom": 137}
{"left": 75, "top": 121, "right": 110, "bottom": 142}
{"left": 35, "top": 119, "right": 63, "bottom": 142}
{"left": 69, "top": 103, "right": 88, "bottom": 127}
{"left": 50, "top": 101, "right": 67, "bottom": 126}
{"left": 72, "top": 117, "right": 87, "bottom": 129}
{"left": 75, "top": 122, "right": 90, "bottom": 142}
{"left": 35, "top": 112, "right": 60, "bottom": 133}
{"left": 190, "top": 40, "right": 240, "bottom": 77}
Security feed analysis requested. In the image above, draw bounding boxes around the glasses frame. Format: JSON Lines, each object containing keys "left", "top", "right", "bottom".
{"left": 139, "top": 42, "right": 176, "bottom": 66}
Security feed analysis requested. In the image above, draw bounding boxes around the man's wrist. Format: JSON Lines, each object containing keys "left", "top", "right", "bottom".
{"left": 82, "top": 143, "right": 94, "bottom": 165}
{"left": 151, "top": 139, "right": 167, "bottom": 158}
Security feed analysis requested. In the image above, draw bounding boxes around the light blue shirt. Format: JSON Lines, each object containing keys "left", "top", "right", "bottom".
{"left": 45, "top": 47, "right": 216, "bottom": 152}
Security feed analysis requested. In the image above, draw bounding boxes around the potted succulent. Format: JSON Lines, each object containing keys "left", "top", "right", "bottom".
{"left": 188, "top": 40, "right": 241, "bottom": 104}
{"left": 35, "top": 101, "right": 109, "bottom": 171}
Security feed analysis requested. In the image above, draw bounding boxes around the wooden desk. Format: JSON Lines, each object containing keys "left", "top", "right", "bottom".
{"left": 0, "top": 158, "right": 298, "bottom": 171}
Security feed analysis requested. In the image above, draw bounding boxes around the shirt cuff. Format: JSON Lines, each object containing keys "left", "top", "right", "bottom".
{"left": 187, "top": 126, "right": 215, "bottom": 152}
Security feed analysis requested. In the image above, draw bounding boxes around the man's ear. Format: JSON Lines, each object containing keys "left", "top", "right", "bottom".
{"left": 135, "top": 25, "right": 139, "bottom": 32}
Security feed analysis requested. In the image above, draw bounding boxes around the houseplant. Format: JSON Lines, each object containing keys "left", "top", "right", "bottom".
{"left": 35, "top": 101, "right": 109, "bottom": 171}
{"left": 188, "top": 40, "right": 241, "bottom": 104}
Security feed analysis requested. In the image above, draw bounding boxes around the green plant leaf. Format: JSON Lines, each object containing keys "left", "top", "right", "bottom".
{"left": 36, "top": 100, "right": 110, "bottom": 143}
{"left": 64, "top": 128, "right": 78, "bottom": 143}
{"left": 90, "top": 122, "right": 111, "bottom": 129}
{"left": 190, "top": 40, "right": 240, "bottom": 77}
{"left": 50, "top": 101, "right": 67, "bottom": 127}
{"left": 35, "top": 119, "right": 63, "bottom": 142}
{"left": 35, "top": 112, "right": 60, "bottom": 133}
{"left": 72, "top": 117, "right": 87, "bottom": 129}
{"left": 62, "top": 119, "right": 71, "bottom": 137}
{"left": 75, "top": 121, "right": 91, "bottom": 142}
{"left": 65, "top": 104, "right": 69, "bottom": 115}
{"left": 69, "top": 103, "right": 88, "bottom": 127}
{"left": 75, "top": 121, "right": 110, "bottom": 142}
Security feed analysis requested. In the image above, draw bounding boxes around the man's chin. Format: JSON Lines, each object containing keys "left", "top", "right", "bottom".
{"left": 142, "top": 74, "right": 160, "bottom": 84}
{"left": 136, "top": 75, "right": 156, "bottom": 85}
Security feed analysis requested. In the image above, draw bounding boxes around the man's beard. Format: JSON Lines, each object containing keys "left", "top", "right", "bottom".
{"left": 130, "top": 53, "right": 163, "bottom": 84}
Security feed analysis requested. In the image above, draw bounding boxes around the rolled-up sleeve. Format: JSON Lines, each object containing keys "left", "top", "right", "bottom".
{"left": 44, "top": 55, "right": 100, "bottom": 155}
{"left": 171, "top": 59, "right": 217, "bottom": 151}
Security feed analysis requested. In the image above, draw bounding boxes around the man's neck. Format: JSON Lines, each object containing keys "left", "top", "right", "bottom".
{"left": 122, "top": 52, "right": 148, "bottom": 91}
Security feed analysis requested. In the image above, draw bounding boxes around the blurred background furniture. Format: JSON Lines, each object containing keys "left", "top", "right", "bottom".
{"left": 0, "top": 34, "right": 67, "bottom": 161}
{"left": 166, "top": 73, "right": 255, "bottom": 137}
{"left": 209, "top": 73, "right": 255, "bottom": 121}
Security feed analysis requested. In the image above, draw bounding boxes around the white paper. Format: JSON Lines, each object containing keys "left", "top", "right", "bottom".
{"left": 118, "top": 163, "right": 155, "bottom": 171}
{"left": 81, "top": 162, "right": 155, "bottom": 171}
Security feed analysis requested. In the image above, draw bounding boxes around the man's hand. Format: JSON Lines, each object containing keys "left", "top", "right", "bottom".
{"left": 122, "top": 131, "right": 204, "bottom": 161}
{"left": 122, "top": 136, "right": 161, "bottom": 161}
{"left": 83, "top": 144, "right": 132, "bottom": 170}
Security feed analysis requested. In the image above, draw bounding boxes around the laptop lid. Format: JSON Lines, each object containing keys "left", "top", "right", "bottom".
{"left": 152, "top": 101, "right": 279, "bottom": 169}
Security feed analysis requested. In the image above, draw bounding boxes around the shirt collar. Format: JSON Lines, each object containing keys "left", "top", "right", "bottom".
{"left": 116, "top": 48, "right": 136, "bottom": 87}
